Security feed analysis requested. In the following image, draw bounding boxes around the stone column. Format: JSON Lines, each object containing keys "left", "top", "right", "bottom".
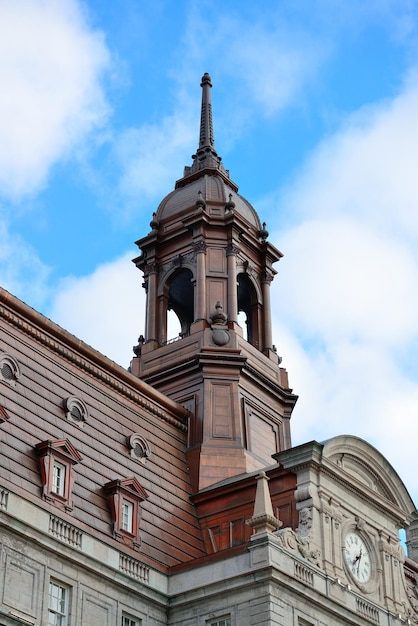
{"left": 194, "top": 241, "right": 207, "bottom": 321}
{"left": 261, "top": 270, "right": 274, "bottom": 350}
{"left": 226, "top": 244, "right": 239, "bottom": 323}
{"left": 145, "top": 263, "right": 158, "bottom": 342}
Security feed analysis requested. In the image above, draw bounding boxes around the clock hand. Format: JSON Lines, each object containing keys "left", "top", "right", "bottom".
{"left": 356, "top": 548, "right": 363, "bottom": 576}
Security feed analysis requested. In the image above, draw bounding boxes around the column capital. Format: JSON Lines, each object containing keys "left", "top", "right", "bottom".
{"left": 193, "top": 240, "right": 207, "bottom": 255}
{"left": 226, "top": 243, "right": 240, "bottom": 256}
{"left": 261, "top": 269, "right": 275, "bottom": 284}
{"left": 144, "top": 262, "right": 159, "bottom": 276}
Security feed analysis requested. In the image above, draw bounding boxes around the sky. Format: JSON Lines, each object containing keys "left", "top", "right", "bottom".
{"left": 1, "top": 0, "right": 418, "bottom": 516}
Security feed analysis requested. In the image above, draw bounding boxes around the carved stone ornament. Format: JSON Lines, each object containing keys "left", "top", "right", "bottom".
{"left": 261, "top": 269, "right": 274, "bottom": 285}
{"left": 275, "top": 526, "right": 322, "bottom": 568}
{"left": 196, "top": 190, "right": 206, "bottom": 209}
{"left": 127, "top": 433, "right": 151, "bottom": 463}
{"left": 0, "top": 352, "right": 21, "bottom": 387}
{"left": 172, "top": 254, "right": 183, "bottom": 268}
{"left": 212, "top": 328, "right": 229, "bottom": 346}
{"left": 209, "top": 301, "right": 230, "bottom": 346}
{"left": 226, "top": 243, "right": 240, "bottom": 256}
{"left": 210, "top": 301, "right": 227, "bottom": 325}
{"left": 133, "top": 335, "right": 145, "bottom": 357}
{"left": 193, "top": 240, "right": 207, "bottom": 255}
{"left": 63, "top": 395, "right": 88, "bottom": 426}
{"left": 225, "top": 193, "right": 235, "bottom": 212}
{"left": 144, "top": 262, "right": 159, "bottom": 276}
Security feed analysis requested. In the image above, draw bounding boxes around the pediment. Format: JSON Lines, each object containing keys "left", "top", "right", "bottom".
{"left": 104, "top": 477, "right": 148, "bottom": 501}
{"left": 323, "top": 435, "right": 415, "bottom": 516}
{"left": 35, "top": 438, "right": 82, "bottom": 464}
{"left": 328, "top": 452, "right": 393, "bottom": 502}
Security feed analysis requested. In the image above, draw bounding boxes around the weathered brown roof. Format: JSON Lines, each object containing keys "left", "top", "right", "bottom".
{"left": 0, "top": 287, "right": 206, "bottom": 571}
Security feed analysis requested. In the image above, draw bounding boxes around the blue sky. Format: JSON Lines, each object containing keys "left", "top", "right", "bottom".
{"left": 1, "top": 0, "right": 418, "bottom": 510}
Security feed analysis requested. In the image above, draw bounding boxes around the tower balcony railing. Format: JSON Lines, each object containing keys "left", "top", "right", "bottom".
{"left": 165, "top": 331, "right": 190, "bottom": 346}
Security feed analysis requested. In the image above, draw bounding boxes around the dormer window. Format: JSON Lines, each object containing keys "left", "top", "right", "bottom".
{"left": 52, "top": 461, "right": 66, "bottom": 497}
{"left": 104, "top": 477, "right": 148, "bottom": 550}
{"left": 35, "top": 439, "right": 82, "bottom": 511}
{"left": 122, "top": 500, "right": 134, "bottom": 532}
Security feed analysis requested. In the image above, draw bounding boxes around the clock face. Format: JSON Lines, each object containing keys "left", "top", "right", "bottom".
{"left": 343, "top": 531, "right": 372, "bottom": 584}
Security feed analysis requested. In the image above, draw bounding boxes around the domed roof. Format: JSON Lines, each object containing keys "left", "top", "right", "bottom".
{"left": 156, "top": 173, "right": 261, "bottom": 229}
{"left": 155, "top": 73, "right": 261, "bottom": 230}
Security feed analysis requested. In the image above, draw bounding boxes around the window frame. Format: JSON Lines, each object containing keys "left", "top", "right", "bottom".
{"left": 121, "top": 613, "right": 140, "bottom": 626}
{"left": 48, "top": 579, "right": 69, "bottom": 626}
{"left": 52, "top": 460, "right": 67, "bottom": 497}
{"left": 104, "top": 477, "right": 148, "bottom": 549}
{"left": 121, "top": 499, "right": 134, "bottom": 533}
{"left": 36, "top": 439, "right": 82, "bottom": 511}
{"left": 207, "top": 619, "right": 231, "bottom": 626}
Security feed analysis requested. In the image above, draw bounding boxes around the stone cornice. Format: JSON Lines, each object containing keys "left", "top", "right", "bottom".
{"left": 0, "top": 289, "right": 188, "bottom": 432}
{"left": 243, "top": 363, "right": 298, "bottom": 406}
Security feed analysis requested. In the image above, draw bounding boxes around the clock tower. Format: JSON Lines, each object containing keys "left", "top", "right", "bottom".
{"left": 131, "top": 73, "right": 297, "bottom": 492}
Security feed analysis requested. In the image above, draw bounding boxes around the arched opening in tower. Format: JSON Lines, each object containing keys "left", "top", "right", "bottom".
{"left": 237, "top": 310, "right": 248, "bottom": 341}
{"left": 237, "top": 273, "right": 259, "bottom": 349}
{"left": 167, "top": 269, "right": 194, "bottom": 340}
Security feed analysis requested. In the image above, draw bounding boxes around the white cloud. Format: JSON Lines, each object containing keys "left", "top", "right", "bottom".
{"left": 278, "top": 217, "right": 418, "bottom": 346}
{"left": 270, "top": 74, "right": 418, "bottom": 500}
{"left": 49, "top": 253, "right": 145, "bottom": 368}
{"left": 282, "top": 73, "right": 418, "bottom": 237}
{"left": 221, "top": 22, "right": 327, "bottom": 117}
{"left": 0, "top": 0, "right": 110, "bottom": 200}
{"left": 0, "top": 215, "right": 51, "bottom": 308}
{"left": 114, "top": 113, "right": 195, "bottom": 203}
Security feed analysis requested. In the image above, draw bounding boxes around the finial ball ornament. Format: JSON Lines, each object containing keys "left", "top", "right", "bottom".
{"left": 201, "top": 72, "right": 212, "bottom": 87}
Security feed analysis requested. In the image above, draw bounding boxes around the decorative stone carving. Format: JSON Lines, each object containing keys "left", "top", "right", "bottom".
{"left": 297, "top": 507, "right": 313, "bottom": 536}
{"left": 225, "top": 193, "right": 235, "bottom": 213}
{"left": 172, "top": 254, "right": 183, "bottom": 267}
{"left": 226, "top": 243, "right": 240, "bottom": 257}
{"left": 196, "top": 190, "right": 206, "bottom": 209}
{"left": 193, "top": 240, "right": 207, "bottom": 255}
{"left": 209, "top": 301, "right": 230, "bottom": 346}
{"left": 0, "top": 352, "right": 21, "bottom": 387}
{"left": 133, "top": 335, "right": 145, "bottom": 357}
{"left": 149, "top": 212, "right": 159, "bottom": 231}
{"left": 143, "top": 261, "right": 159, "bottom": 277}
{"left": 259, "top": 222, "right": 269, "bottom": 241}
{"left": 63, "top": 395, "right": 88, "bottom": 426}
{"left": 127, "top": 433, "right": 151, "bottom": 463}
{"left": 275, "top": 525, "right": 322, "bottom": 568}
{"left": 158, "top": 253, "right": 195, "bottom": 291}
{"left": 261, "top": 269, "right": 274, "bottom": 285}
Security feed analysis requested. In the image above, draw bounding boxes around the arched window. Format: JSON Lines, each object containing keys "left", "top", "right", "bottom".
{"left": 237, "top": 310, "right": 248, "bottom": 341}
{"left": 167, "top": 269, "right": 194, "bottom": 339}
{"left": 237, "top": 273, "right": 260, "bottom": 349}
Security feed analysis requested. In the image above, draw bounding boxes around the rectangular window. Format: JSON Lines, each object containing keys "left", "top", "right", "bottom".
{"left": 122, "top": 616, "right": 139, "bottom": 626}
{"left": 121, "top": 500, "right": 134, "bottom": 532}
{"left": 208, "top": 619, "right": 231, "bottom": 626}
{"left": 48, "top": 581, "right": 68, "bottom": 626}
{"left": 52, "top": 461, "right": 66, "bottom": 497}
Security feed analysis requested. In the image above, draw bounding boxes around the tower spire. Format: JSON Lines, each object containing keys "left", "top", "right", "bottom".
{"left": 183, "top": 73, "right": 229, "bottom": 179}
{"left": 199, "top": 72, "right": 215, "bottom": 149}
